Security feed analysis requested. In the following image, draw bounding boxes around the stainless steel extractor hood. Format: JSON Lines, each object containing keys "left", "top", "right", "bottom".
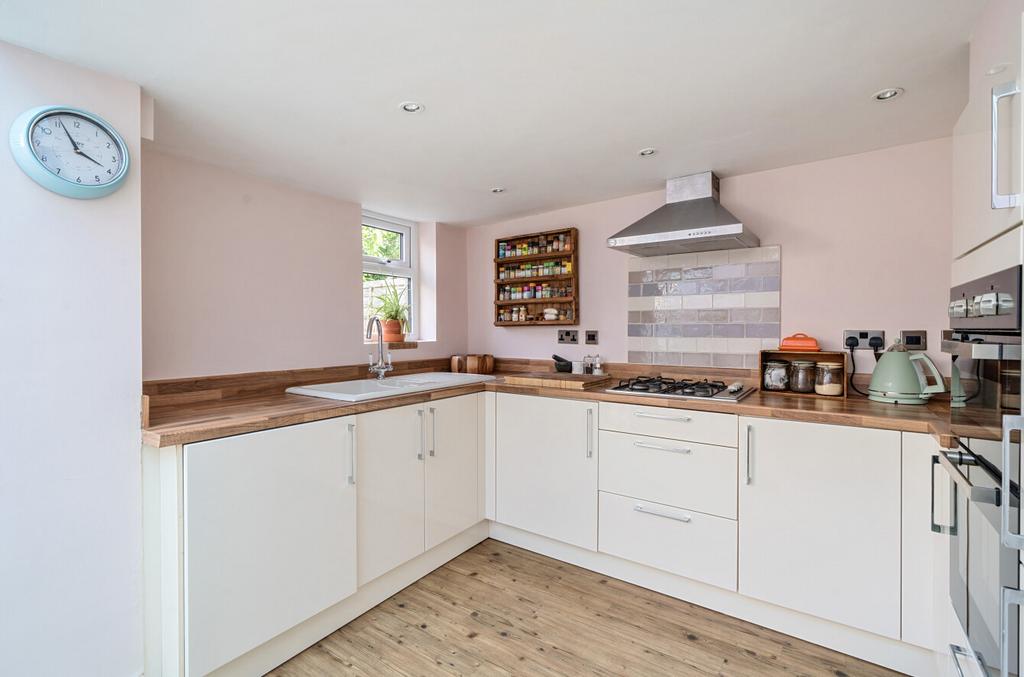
{"left": 607, "top": 172, "right": 759, "bottom": 256}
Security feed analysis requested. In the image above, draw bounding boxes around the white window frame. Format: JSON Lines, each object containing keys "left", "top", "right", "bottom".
{"left": 362, "top": 210, "right": 418, "bottom": 339}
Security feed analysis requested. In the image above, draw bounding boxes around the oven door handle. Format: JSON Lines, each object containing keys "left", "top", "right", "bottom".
{"left": 1001, "top": 587, "right": 1024, "bottom": 677}
{"left": 1001, "top": 415, "right": 1024, "bottom": 549}
{"left": 937, "top": 451, "right": 1001, "bottom": 506}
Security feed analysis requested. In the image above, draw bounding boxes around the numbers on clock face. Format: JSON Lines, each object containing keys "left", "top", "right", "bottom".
{"left": 29, "top": 112, "right": 123, "bottom": 186}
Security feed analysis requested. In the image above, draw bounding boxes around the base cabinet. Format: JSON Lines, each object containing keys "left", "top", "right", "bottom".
{"left": 738, "top": 417, "right": 901, "bottom": 639}
{"left": 183, "top": 416, "right": 357, "bottom": 677}
{"left": 356, "top": 403, "right": 427, "bottom": 586}
{"left": 425, "top": 393, "right": 481, "bottom": 549}
{"left": 495, "top": 393, "right": 598, "bottom": 550}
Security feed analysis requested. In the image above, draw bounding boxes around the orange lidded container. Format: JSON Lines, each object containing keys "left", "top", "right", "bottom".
{"left": 779, "top": 333, "right": 821, "bottom": 352}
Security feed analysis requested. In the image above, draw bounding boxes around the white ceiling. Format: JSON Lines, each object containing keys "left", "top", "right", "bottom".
{"left": 0, "top": 0, "right": 984, "bottom": 225}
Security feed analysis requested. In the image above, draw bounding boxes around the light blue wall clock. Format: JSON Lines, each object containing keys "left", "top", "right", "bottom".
{"left": 9, "top": 105, "right": 130, "bottom": 199}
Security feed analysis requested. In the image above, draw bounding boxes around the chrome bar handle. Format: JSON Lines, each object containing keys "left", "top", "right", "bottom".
{"left": 1001, "top": 587, "right": 1024, "bottom": 677}
{"left": 634, "top": 502, "right": 691, "bottom": 523}
{"left": 930, "top": 455, "right": 957, "bottom": 535}
{"left": 1001, "top": 415, "right": 1024, "bottom": 548}
{"left": 347, "top": 422, "right": 357, "bottom": 485}
{"left": 428, "top": 407, "right": 436, "bottom": 457}
{"left": 416, "top": 409, "right": 425, "bottom": 460}
{"left": 632, "top": 440, "right": 691, "bottom": 455}
{"left": 992, "top": 81, "right": 1021, "bottom": 209}
{"left": 745, "top": 424, "right": 753, "bottom": 485}
{"left": 950, "top": 643, "right": 990, "bottom": 677}
{"left": 586, "top": 408, "right": 593, "bottom": 458}
{"left": 633, "top": 411, "right": 692, "bottom": 423}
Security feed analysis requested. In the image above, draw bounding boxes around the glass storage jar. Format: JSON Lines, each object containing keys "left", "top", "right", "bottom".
{"left": 815, "top": 362, "right": 844, "bottom": 396}
{"left": 763, "top": 360, "right": 791, "bottom": 391}
{"left": 790, "top": 360, "right": 817, "bottom": 393}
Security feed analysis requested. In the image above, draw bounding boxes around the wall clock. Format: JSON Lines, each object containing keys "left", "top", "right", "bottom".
{"left": 9, "top": 105, "right": 130, "bottom": 199}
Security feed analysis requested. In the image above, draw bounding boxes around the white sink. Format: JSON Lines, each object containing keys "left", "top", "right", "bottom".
{"left": 286, "top": 372, "right": 495, "bottom": 402}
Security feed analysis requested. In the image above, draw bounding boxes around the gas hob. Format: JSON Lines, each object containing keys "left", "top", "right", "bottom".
{"left": 605, "top": 376, "right": 755, "bottom": 402}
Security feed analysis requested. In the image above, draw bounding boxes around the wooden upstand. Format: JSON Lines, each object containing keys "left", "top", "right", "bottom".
{"left": 494, "top": 227, "right": 579, "bottom": 326}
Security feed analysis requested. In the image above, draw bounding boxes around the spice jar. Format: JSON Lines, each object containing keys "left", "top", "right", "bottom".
{"left": 790, "top": 360, "right": 816, "bottom": 393}
{"left": 763, "top": 360, "right": 790, "bottom": 391}
{"left": 815, "top": 362, "right": 844, "bottom": 396}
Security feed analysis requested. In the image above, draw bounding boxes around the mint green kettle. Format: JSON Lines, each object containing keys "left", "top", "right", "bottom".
{"left": 867, "top": 340, "right": 945, "bottom": 405}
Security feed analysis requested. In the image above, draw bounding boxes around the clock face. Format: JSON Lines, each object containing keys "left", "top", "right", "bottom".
{"left": 29, "top": 112, "right": 125, "bottom": 186}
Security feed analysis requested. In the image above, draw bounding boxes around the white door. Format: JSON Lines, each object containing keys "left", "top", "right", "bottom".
{"left": 496, "top": 393, "right": 598, "bottom": 550}
{"left": 184, "top": 417, "right": 357, "bottom": 677}
{"left": 901, "top": 432, "right": 954, "bottom": 651}
{"left": 738, "top": 417, "right": 901, "bottom": 639}
{"left": 425, "top": 394, "right": 481, "bottom": 550}
{"left": 950, "top": 0, "right": 1022, "bottom": 268}
{"left": 356, "top": 403, "right": 426, "bottom": 585}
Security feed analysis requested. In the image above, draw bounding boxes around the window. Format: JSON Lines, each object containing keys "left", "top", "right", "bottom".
{"left": 362, "top": 211, "right": 417, "bottom": 338}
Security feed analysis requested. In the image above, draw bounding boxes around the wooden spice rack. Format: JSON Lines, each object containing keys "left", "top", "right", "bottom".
{"left": 494, "top": 227, "right": 579, "bottom": 326}
{"left": 758, "top": 349, "right": 849, "bottom": 399}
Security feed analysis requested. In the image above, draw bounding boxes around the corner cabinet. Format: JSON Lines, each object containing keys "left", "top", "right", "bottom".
{"left": 495, "top": 393, "right": 598, "bottom": 550}
{"left": 738, "top": 417, "right": 901, "bottom": 639}
{"left": 183, "top": 417, "right": 358, "bottom": 677}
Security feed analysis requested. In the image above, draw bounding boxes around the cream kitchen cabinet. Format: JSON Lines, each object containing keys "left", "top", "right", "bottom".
{"left": 738, "top": 417, "right": 902, "bottom": 639}
{"left": 183, "top": 416, "right": 357, "bottom": 677}
{"left": 495, "top": 393, "right": 598, "bottom": 550}
{"left": 357, "top": 394, "right": 482, "bottom": 585}
{"left": 356, "top": 402, "right": 427, "bottom": 586}
{"left": 951, "top": 0, "right": 1023, "bottom": 272}
{"left": 425, "top": 393, "right": 481, "bottom": 550}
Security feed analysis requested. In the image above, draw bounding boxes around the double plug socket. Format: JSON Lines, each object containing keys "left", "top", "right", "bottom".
{"left": 843, "top": 330, "right": 886, "bottom": 351}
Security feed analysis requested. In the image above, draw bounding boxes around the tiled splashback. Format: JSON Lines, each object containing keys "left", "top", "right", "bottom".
{"left": 626, "top": 246, "right": 781, "bottom": 369}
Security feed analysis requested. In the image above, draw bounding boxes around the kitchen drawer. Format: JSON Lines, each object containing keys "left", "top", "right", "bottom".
{"left": 598, "top": 491, "right": 737, "bottom": 591}
{"left": 599, "top": 430, "right": 736, "bottom": 519}
{"left": 599, "top": 401, "right": 737, "bottom": 447}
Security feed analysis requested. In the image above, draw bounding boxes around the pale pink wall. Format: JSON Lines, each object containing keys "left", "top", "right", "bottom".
{"left": 143, "top": 148, "right": 467, "bottom": 379}
{"left": 467, "top": 137, "right": 953, "bottom": 373}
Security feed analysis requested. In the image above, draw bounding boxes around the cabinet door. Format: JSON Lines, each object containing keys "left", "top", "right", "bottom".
{"left": 356, "top": 403, "right": 426, "bottom": 586}
{"left": 496, "top": 393, "right": 598, "bottom": 550}
{"left": 738, "top": 417, "right": 901, "bottom": 639}
{"left": 951, "top": 0, "right": 1022, "bottom": 261}
{"left": 902, "top": 432, "right": 954, "bottom": 651}
{"left": 184, "top": 417, "right": 357, "bottom": 677}
{"left": 425, "top": 394, "right": 481, "bottom": 550}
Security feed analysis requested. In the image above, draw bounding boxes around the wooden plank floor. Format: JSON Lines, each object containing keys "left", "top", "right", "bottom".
{"left": 269, "top": 539, "right": 901, "bottom": 677}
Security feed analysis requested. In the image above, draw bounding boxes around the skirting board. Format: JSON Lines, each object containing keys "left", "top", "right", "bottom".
{"left": 208, "top": 521, "right": 489, "bottom": 677}
{"left": 488, "top": 522, "right": 942, "bottom": 677}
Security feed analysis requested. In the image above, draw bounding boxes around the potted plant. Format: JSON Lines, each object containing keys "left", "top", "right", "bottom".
{"left": 370, "top": 279, "right": 410, "bottom": 342}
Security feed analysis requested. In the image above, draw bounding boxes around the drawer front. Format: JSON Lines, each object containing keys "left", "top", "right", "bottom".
{"left": 598, "top": 491, "right": 737, "bottom": 591}
{"left": 599, "top": 401, "right": 736, "bottom": 447}
{"left": 599, "top": 430, "right": 736, "bottom": 519}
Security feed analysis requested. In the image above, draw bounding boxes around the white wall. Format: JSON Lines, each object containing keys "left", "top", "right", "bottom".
{"left": 0, "top": 42, "right": 143, "bottom": 676}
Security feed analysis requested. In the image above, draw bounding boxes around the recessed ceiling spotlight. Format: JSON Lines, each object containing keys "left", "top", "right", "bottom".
{"left": 399, "top": 101, "right": 424, "bottom": 113}
{"left": 872, "top": 87, "right": 904, "bottom": 102}
{"left": 491, "top": 187, "right": 505, "bottom": 193}
{"left": 986, "top": 63, "right": 1010, "bottom": 76}
{"left": 638, "top": 147, "right": 657, "bottom": 157}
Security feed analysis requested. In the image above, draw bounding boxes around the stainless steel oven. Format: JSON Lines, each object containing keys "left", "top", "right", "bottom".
{"left": 941, "top": 266, "right": 1023, "bottom": 676}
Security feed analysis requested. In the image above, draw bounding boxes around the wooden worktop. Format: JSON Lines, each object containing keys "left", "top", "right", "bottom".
{"left": 143, "top": 367, "right": 953, "bottom": 448}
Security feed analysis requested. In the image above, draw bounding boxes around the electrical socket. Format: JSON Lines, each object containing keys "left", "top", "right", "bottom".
{"left": 558, "top": 329, "right": 579, "bottom": 345}
{"left": 843, "top": 330, "right": 886, "bottom": 350}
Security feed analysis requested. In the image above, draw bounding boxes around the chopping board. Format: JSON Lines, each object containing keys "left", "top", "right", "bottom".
{"left": 502, "top": 372, "right": 612, "bottom": 390}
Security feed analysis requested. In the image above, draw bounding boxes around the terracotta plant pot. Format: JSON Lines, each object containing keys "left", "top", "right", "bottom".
{"left": 381, "top": 319, "right": 405, "bottom": 342}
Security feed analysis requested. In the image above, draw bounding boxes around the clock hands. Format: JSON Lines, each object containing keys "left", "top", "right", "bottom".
{"left": 58, "top": 117, "right": 104, "bottom": 168}
{"left": 58, "top": 119, "right": 81, "bottom": 152}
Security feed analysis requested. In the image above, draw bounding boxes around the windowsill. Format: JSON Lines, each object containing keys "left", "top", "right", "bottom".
{"left": 364, "top": 339, "right": 436, "bottom": 350}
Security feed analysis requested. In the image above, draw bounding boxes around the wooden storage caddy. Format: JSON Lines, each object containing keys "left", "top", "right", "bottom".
{"left": 494, "top": 227, "right": 579, "bottom": 326}
{"left": 758, "top": 350, "right": 849, "bottom": 399}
